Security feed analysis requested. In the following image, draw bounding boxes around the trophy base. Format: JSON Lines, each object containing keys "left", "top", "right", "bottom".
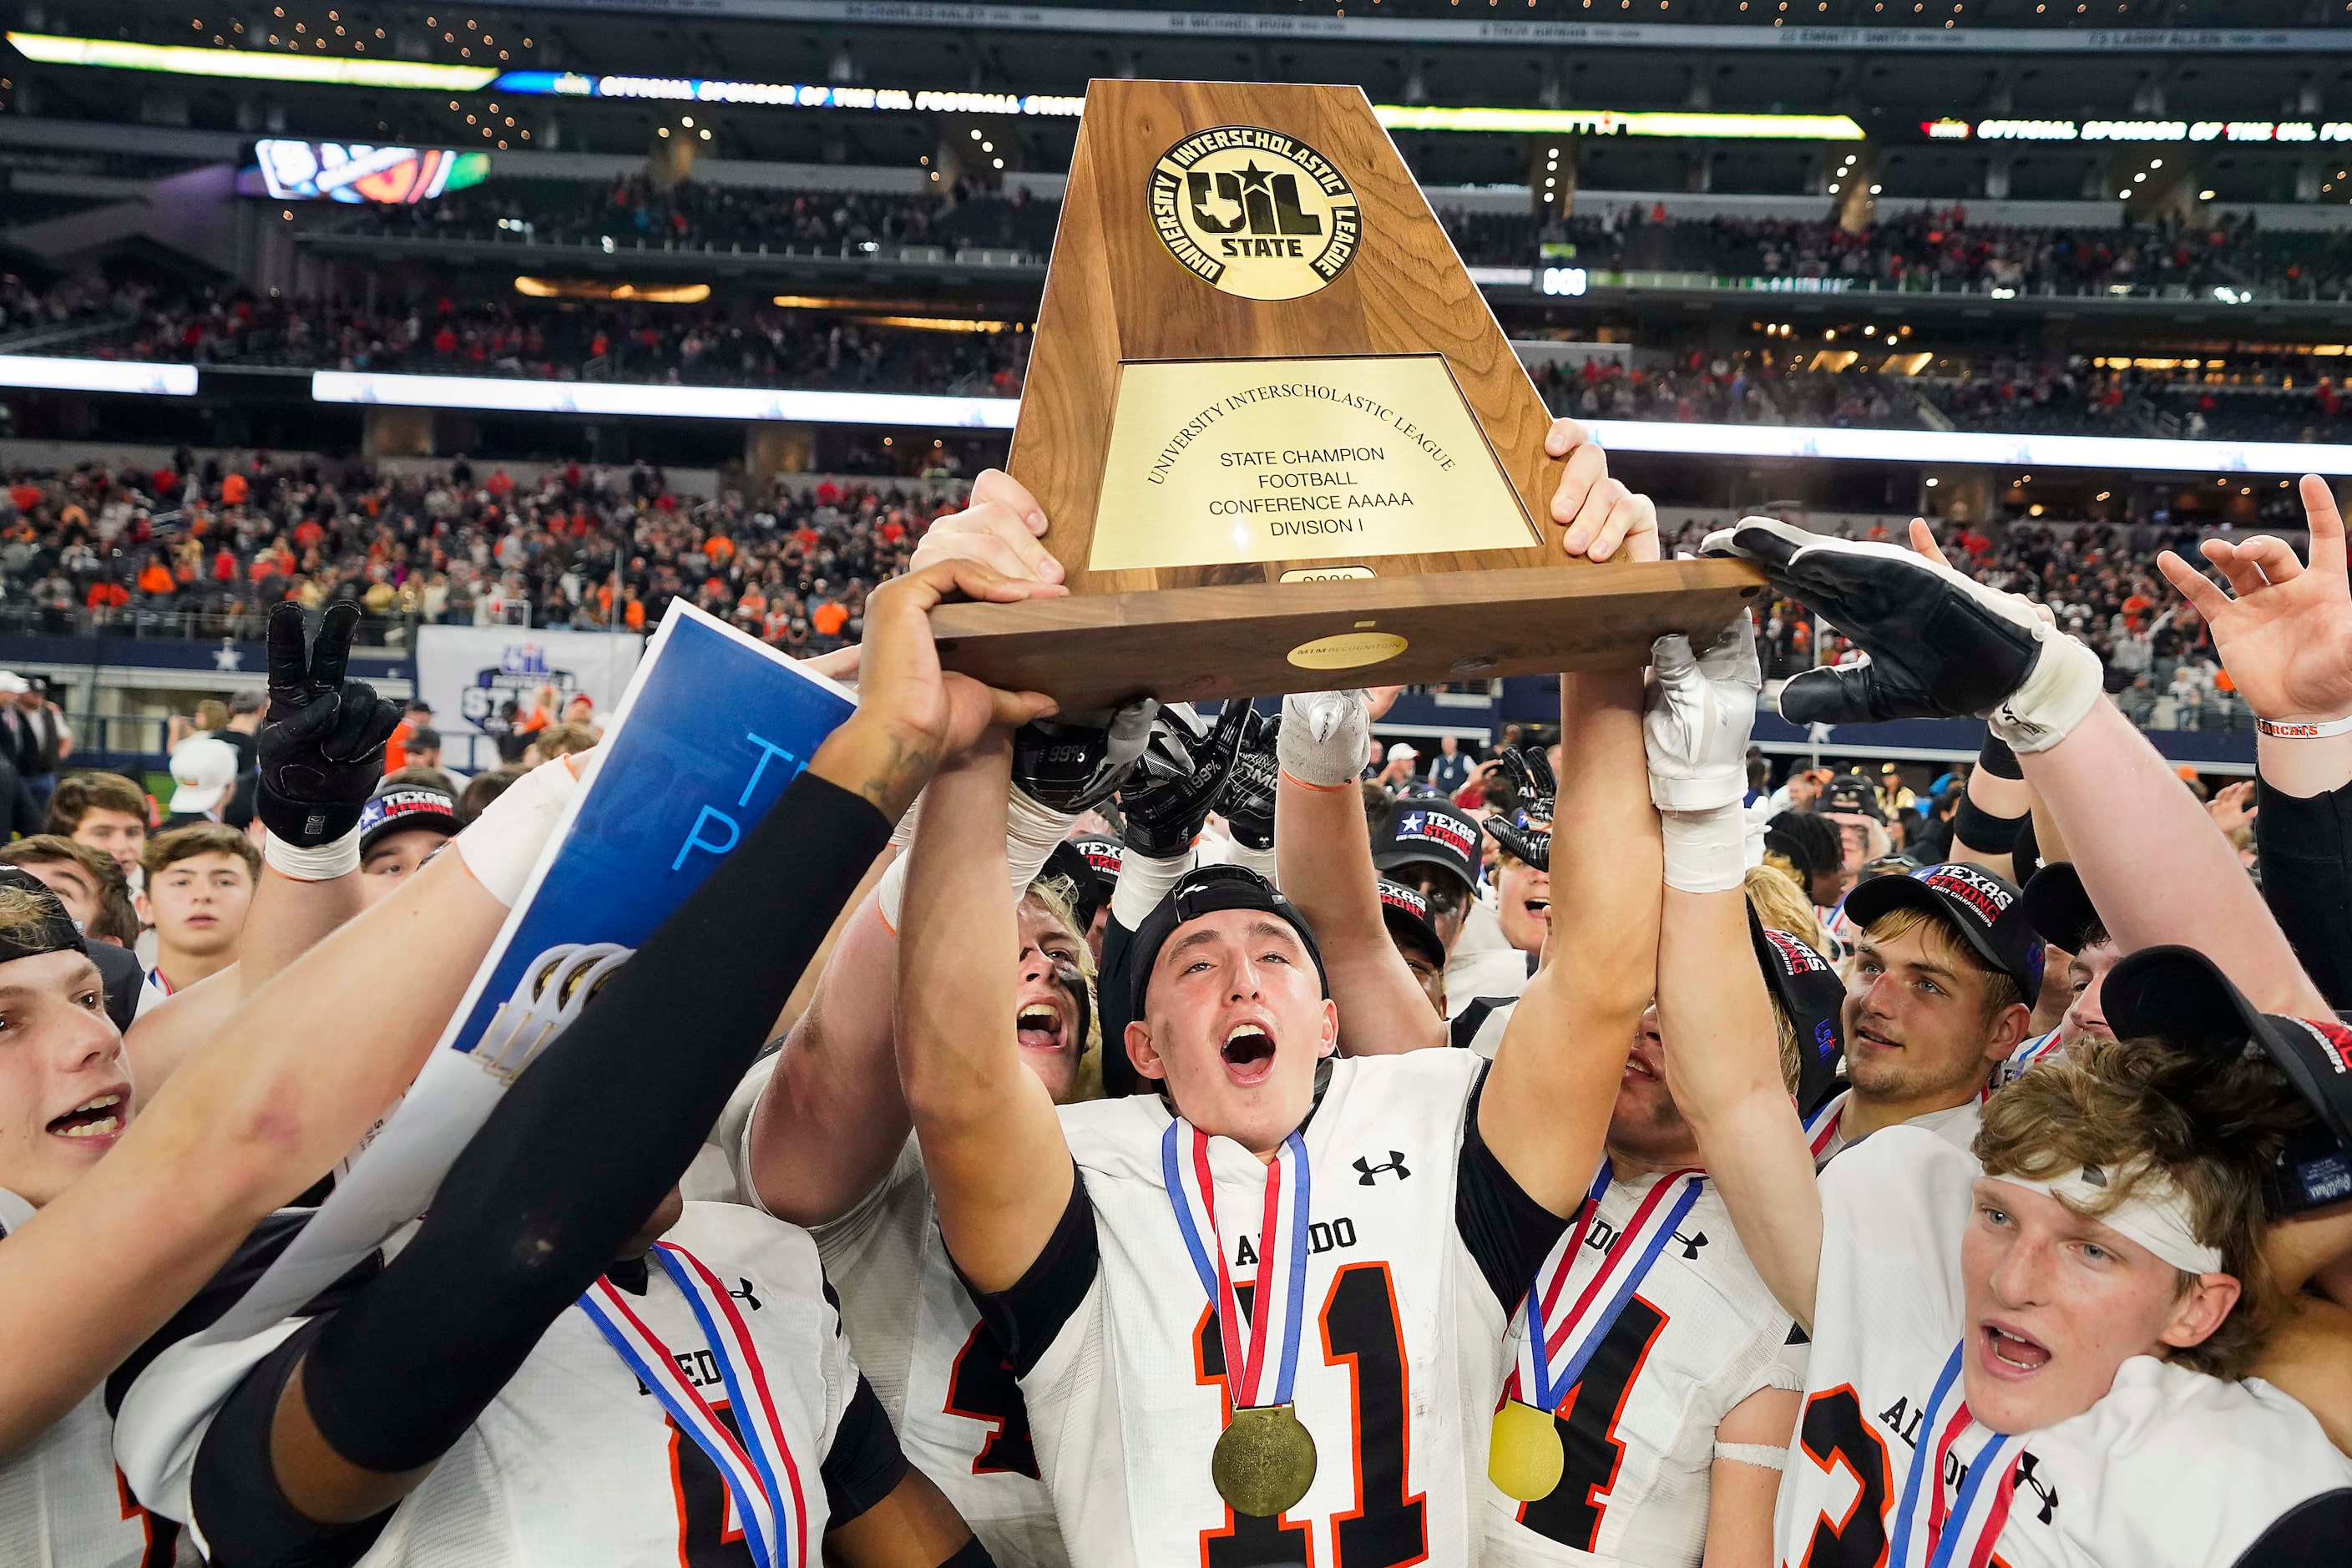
{"left": 931, "top": 559, "right": 1766, "bottom": 712}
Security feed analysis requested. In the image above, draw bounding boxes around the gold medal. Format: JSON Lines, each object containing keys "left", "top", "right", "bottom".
{"left": 1488, "top": 1397, "right": 1565, "bottom": 1503}
{"left": 1211, "top": 1404, "right": 1318, "bottom": 1518}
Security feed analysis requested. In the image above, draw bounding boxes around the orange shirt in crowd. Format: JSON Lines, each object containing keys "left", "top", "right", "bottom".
{"left": 137, "top": 561, "right": 175, "bottom": 595}
{"left": 220, "top": 472, "right": 248, "bottom": 505}
{"left": 811, "top": 601, "right": 849, "bottom": 639}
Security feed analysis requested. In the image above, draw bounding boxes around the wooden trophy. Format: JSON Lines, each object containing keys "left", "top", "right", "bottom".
{"left": 930, "top": 79, "right": 1763, "bottom": 711}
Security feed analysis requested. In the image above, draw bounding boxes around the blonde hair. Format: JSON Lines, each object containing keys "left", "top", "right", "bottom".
{"left": 1978, "top": 1035, "right": 2309, "bottom": 1379}
{"left": 1024, "top": 873, "right": 1103, "bottom": 1103}
{"left": 1745, "top": 864, "right": 1825, "bottom": 1098}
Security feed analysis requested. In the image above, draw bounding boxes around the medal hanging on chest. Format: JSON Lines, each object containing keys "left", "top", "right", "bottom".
{"left": 1162, "top": 1119, "right": 1318, "bottom": 1519}
{"left": 1889, "top": 1343, "right": 2023, "bottom": 1568}
{"left": 1490, "top": 1161, "right": 1706, "bottom": 1504}
{"left": 577, "top": 1241, "right": 810, "bottom": 1568}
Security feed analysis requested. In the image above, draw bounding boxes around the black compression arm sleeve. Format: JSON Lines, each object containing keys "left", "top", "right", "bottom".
{"left": 300, "top": 769, "right": 891, "bottom": 1476}
{"left": 1098, "top": 915, "right": 1141, "bottom": 1097}
{"left": 2254, "top": 771, "right": 2352, "bottom": 1009}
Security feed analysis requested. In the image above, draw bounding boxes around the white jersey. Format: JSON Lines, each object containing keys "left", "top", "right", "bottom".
{"left": 1025, "top": 1049, "right": 1556, "bottom": 1568}
{"left": 1779, "top": 1129, "right": 2352, "bottom": 1568}
{"left": 0, "top": 1189, "right": 179, "bottom": 1568}
{"left": 802, "top": 1136, "right": 1069, "bottom": 1568}
{"left": 1804, "top": 1091, "right": 1979, "bottom": 1169}
{"left": 116, "top": 1202, "right": 863, "bottom": 1568}
{"left": 1485, "top": 1174, "right": 1803, "bottom": 1568}
{"left": 1449, "top": 903, "right": 1535, "bottom": 1018}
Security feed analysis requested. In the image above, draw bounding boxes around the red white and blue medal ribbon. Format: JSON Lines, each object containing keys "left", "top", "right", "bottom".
{"left": 1803, "top": 1091, "right": 1846, "bottom": 1161}
{"left": 1161, "top": 1120, "right": 1313, "bottom": 1410}
{"left": 1996, "top": 1029, "right": 2065, "bottom": 1093}
{"left": 1511, "top": 1161, "right": 1705, "bottom": 1413}
{"left": 1889, "top": 1342, "right": 2023, "bottom": 1568}
{"left": 578, "top": 1241, "right": 810, "bottom": 1568}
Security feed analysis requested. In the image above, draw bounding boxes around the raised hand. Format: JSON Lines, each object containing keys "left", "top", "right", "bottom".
{"left": 908, "top": 468, "right": 1065, "bottom": 586}
{"left": 2157, "top": 474, "right": 2352, "bottom": 725}
{"left": 1214, "top": 704, "right": 1280, "bottom": 852}
{"left": 1545, "top": 417, "right": 1658, "bottom": 563}
{"left": 1118, "top": 701, "right": 1248, "bottom": 858}
{"left": 1011, "top": 700, "right": 1157, "bottom": 814}
{"left": 256, "top": 602, "right": 404, "bottom": 846}
{"left": 1643, "top": 615, "right": 1763, "bottom": 813}
{"left": 1702, "top": 517, "right": 2101, "bottom": 751}
{"left": 1480, "top": 745, "right": 1557, "bottom": 871}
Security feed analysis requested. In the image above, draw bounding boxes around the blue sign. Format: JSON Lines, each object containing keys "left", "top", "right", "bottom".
{"left": 444, "top": 605, "right": 854, "bottom": 1054}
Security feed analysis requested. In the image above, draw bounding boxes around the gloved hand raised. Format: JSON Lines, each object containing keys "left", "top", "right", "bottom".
{"left": 256, "top": 602, "right": 403, "bottom": 849}
{"left": 1480, "top": 746, "right": 1555, "bottom": 872}
{"left": 1215, "top": 705, "right": 1281, "bottom": 852}
{"left": 1119, "top": 701, "right": 1248, "bottom": 859}
{"left": 1701, "top": 517, "right": 2102, "bottom": 752}
{"left": 1643, "top": 614, "right": 1762, "bottom": 814}
{"left": 1011, "top": 701, "right": 1157, "bottom": 815}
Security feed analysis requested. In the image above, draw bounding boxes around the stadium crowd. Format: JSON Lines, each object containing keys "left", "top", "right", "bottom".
{"left": 0, "top": 454, "right": 969, "bottom": 653}
{"left": 0, "top": 422, "right": 2349, "bottom": 1568}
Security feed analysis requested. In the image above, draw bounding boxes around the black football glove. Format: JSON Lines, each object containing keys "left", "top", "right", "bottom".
{"left": 255, "top": 602, "right": 403, "bottom": 847}
{"left": 1700, "top": 518, "right": 2041, "bottom": 727}
{"left": 1011, "top": 699, "right": 1157, "bottom": 814}
{"left": 1480, "top": 745, "right": 1555, "bottom": 872}
{"left": 1118, "top": 701, "right": 1248, "bottom": 860}
{"left": 1214, "top": 706, "right": 1281, "bottom": 852}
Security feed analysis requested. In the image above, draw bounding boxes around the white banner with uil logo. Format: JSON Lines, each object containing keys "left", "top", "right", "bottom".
{"left": 415, "top": 625, "right": 645, "bottom": 771}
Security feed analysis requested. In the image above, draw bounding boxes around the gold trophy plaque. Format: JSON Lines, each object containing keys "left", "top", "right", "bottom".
{"left": 930, "top": 80, "right": 1763, "bottom": 710}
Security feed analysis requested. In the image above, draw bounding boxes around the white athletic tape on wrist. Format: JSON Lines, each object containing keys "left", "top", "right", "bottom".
{"left": 1992, "top": 1162, "right": 2223, "bottom": 1274}
{"left": 876, "top": 790, "right": 1085, "bottom": 935}
{"left": 1111, "top": 847, "right": 1195, "bottom": 932}
{"left": 264, "top": 826, "right": 360, "bottom": 882}
{"left": 1008, "top": 789, "right": 1080, "bottom": 891}
{"left": 1987, "top": 630, "right": 2105, "bottom": 755}
{"left": 1225, "top": 839, "right": 1278, "bottom": 883}
{"left": 455, "top": 755, "right": 583, "bottom": 908}
{"left": 1662, "top": 805, "right": 1748, "bottom": 895}
{"left": 1278, "top": 690, "right": 1368, "bottom": 790}
{"left": 1713, "top": 1442, "right": 1788, "bottom": 1472}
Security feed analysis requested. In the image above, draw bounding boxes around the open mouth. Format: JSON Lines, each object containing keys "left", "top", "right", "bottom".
{"left": 1623, "top": 1054, "right": 1662, "bottom": 1083}
{"left": 1852, "top": 1026, "right": 1903, "bottom": 1054}
{"left": 1222, "top": 1023, "right": 1277, "bottom": 1085}
{"left": 1525, "top": 898, "right": 1550, "bottom": 923}
{"left": 1014, "top": 1002, "right": 1065, "bottom": 1054}
{"left": 48, "top": 1090, "right": 125, "bottom": 1143}
{"left": 1979, "top": 1321, "right": 2051, "bottom": 1378}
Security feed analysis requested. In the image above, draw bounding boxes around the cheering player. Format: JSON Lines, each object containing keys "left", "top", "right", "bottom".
{"left": 115, "top": 559, "right": 1059, "bottom": 1568}
{"left": 1660, "top": 518, "right": 2352, "bottom": 1565}
{"left": 894, "top": 473, "right": 1665, "bottom": 1568}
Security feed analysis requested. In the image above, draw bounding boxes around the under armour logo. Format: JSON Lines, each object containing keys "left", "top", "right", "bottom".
{"left": 1353, "top": 1152, "right": 1411, "bottom": 1185}
{"left": 730, "top": 1277, "right": 762, "bottom": 1311}
{"left": 2016, "top": 1451, "right": 2058, "bottom": 1524}
{"left": 1672, "top": 1229, "right": 1707, "bottom": 1260}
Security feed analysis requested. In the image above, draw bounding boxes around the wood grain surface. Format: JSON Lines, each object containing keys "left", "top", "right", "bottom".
{"left": 934, "top": 556, "right": 1767, "bottom": 712}
{"left": 1012, "top": 79, "right": 1571, "bottom": 595}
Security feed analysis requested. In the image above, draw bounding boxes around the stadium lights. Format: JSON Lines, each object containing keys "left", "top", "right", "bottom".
{"left": 3, "top": 33, "right": 1865, "bottom": 140}
{"left": 6, "top": 31, "right": 495, "bottom": 89}
{"left": 0, "top": 356, "right": 199, "bottom": 395}
{"left": 310, "top": 372, "right": 1019, "bottom": 429}
{"left": 1583, "top": 421, "right": 2352, "bottom": 477}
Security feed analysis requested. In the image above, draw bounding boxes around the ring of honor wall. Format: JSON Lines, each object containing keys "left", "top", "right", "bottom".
{"left": 1014, "top": 80, "right": 1571, "bottom": 594}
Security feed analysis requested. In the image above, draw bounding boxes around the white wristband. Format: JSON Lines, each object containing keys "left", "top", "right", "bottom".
{"left": 2257, "top": 714, "right": 2352, "bottom": 738}
{"left": 1008, "top": 788, "right": 1080, "bottom": 891}
{"left": 1986, "top": 630, "right": 2105, "bottom": 754}
{"left": 1661, "top": 805, "right": 1748, "bottom": 895}
{"left": 1111, "top": 846, "right": 1195, "bottom": 931}
{"left": 264, "top": 826, "right": 360, "bottom": 882}
{"left": 455, "top": 754, "right": 584, "bottom": 908}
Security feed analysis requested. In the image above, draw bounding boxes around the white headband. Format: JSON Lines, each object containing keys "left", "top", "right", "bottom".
{"left": 1993, "top": 1163, "right": 2225, "bottom": 1275}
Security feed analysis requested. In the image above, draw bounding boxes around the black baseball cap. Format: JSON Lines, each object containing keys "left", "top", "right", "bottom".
{"left": 1842, "top": 861, "right": 2045, "bottom": 1008}
{"left": 2021, "top": 862, "right": 2105, "bottom": 954}
{"left": 1376, "top": 879, "right": 1446, "bottom": 969}
{"left": 2103, "top": 945, "right": 2352, "bottom": 1215}
{"left": 1372, "top": 801, "right": 1483, "bottom": 897}
{"left": 1039, "top": 839, "right": 1110, "bottom": 931}
{"left": 1129, "top": 863, "right": 1328, "bottom": 1017}
{"left": 1748, "top": 903, "right": 1847, "bottom": 1120}
{"left": 1818, "top": 773, "right": 1886, "bottom": 824}
{"left": 358, "top": 784, "right": 461, "bottom": 855}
